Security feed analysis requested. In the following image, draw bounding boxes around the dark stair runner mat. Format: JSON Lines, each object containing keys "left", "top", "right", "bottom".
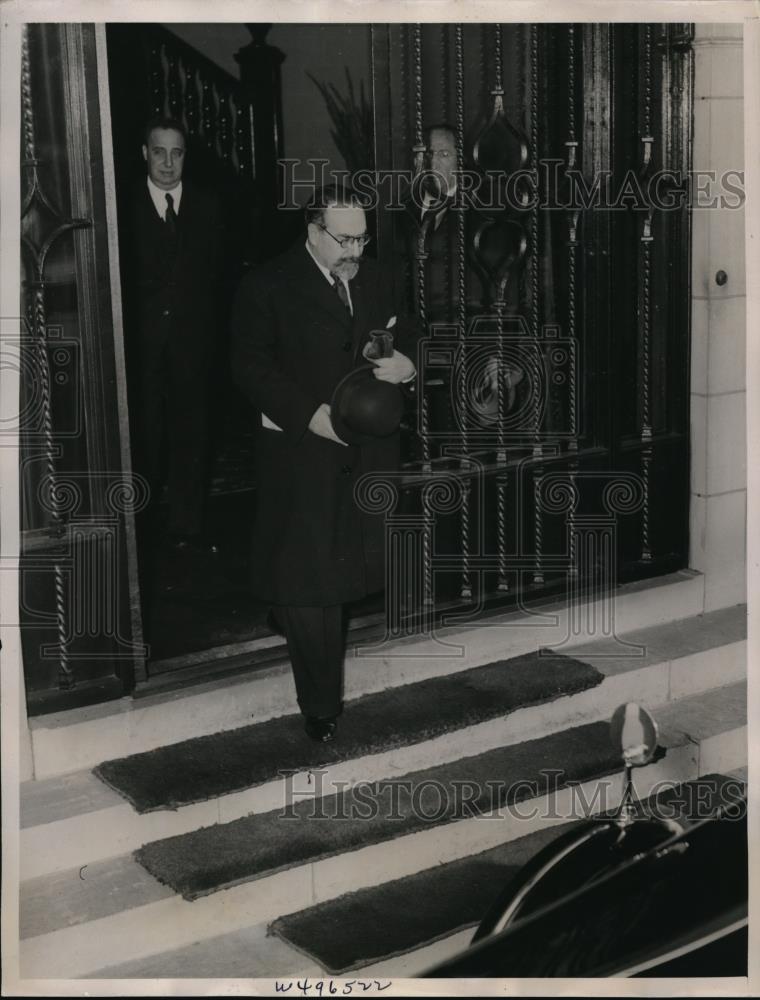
{"left": 268, "top": 774, "right": 746, "bottom": 974}
{"left": 95, "top": 650, "right": 602, "bottom": 813}
{"left": 134, "top": 718, "right": 633, "bottom": 900}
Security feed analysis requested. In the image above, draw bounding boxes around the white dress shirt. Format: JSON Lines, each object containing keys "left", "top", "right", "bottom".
{"left": 147, "top": 177, "right": 183, "bottom": 220}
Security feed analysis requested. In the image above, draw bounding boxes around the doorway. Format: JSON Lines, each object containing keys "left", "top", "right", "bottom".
{"left": 104, "top": 23, "right": 391, "bottom": 683}
{"left": 103, "top": 21, "right": 694, "bottom": 687}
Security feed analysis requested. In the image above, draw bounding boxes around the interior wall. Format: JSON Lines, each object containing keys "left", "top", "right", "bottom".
{"left": 160, "top": 21, "right": 248, "bottom": 78}
{"left": 162, "top": 22, "right": 371, "bottom": 194}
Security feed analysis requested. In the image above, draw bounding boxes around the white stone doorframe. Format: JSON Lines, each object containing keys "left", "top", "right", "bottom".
{"left": 689, "top": 22, "right": 747, "bottom": 614}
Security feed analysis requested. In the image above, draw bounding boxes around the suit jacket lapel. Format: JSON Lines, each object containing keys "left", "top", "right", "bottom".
{"left": 137, "top": 184, "right": 173, "bottom": 281}
{"left": 174, "top": 182, "right": 195, "bottom": 232}
{"left": 140, "top": 184, "right": 163, "bottom": 231}
{"left": 350, "top": 267, "right": 373, "bottom": 364}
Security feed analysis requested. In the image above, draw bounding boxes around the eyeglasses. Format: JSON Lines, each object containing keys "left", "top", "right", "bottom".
{"left": 317, "top": 224, "right": 372, "bottom": 249}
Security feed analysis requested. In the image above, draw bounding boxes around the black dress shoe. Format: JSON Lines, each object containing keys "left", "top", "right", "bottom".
{"left": 304, "top": 715, "right": 338, "bottom": 742}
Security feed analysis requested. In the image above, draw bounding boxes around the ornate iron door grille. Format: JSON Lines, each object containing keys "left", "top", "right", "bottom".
{"left": 369, "top": 22, "right": 693, "bottom": 630}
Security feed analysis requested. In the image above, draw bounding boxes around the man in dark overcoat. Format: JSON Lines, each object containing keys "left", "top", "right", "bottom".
{"left": 122, "top": 116, "right": 224, "bottom": 547}
{"left": 230, "top": 186, "right": 417, "bottom": 742}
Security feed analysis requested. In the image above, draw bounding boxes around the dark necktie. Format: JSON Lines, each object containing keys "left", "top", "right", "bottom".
{"left": 165, "top": 192, "right": 178, "bottom": 238}
{"left": 331, "top": 275, "right": 351, "bottom": 316}
{"left": 423, "top": 197, "right": 450, "bottom": 231}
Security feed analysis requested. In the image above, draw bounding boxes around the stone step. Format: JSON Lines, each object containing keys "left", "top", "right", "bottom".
{"left": 20, "top": 605, "right": 745, "bottom": 880}
{"left": 83, "top": 774, "right": 744, "bottom": 980}
{"left": 131, "top": 718, "right": 626, "bottom": 901}
{"left": 27, "top": 570, "right": 712, "bottom": 778}
{"left": 19, "top": 682, "right": 746, "bottom": 978}
{"left": 85, "top": 922, "right": 321, "bottom": 980}
{"left": 92, "top": 922, "right": 474, "bottom": 981}
{"left": 94, "top": 650, "right": 605, "bottom": 814}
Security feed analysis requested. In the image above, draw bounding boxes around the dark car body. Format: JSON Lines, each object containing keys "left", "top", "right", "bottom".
{"left": 423, "top": 798, "right": 747, "bottom": 978}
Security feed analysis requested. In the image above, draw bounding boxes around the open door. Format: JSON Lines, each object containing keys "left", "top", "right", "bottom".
{"left": 19, "top": 23, "right": 145, "bottom": 714}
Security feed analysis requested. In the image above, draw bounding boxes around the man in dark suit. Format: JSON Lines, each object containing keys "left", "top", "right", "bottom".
{"left": 397, "top": 123, "right": 461, "bottom": 319}
{"left": 394, "top": 124, "right": 469, "bottom": 454}
{"left": 230, "top": 185, "right": 417, "bottom": 742}
{"left": 412, "top": 123, "right": 460, "bottom": 223}
{"left": 396, "top": 124, "right": 525, "bottom": 441}
{"left": 123, "top": 116, "right": 223, "bottom": 549}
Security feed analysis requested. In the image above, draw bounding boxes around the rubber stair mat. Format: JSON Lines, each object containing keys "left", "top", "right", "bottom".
{"left": 95, "top": 650, "right": 602, "bottom": 813}
{"left": 268, "top": 773, "right": 746, "bottom": 974}
{"left": 134, "top": 717, "right": 631, "bottom": 900}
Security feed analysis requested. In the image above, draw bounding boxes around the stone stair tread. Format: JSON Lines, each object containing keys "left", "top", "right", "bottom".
{"left": 121, "top": 684, "right": 743, "bottom": 912}
{"left": 564, "top": 604, "right": 746, "bottom": 671}
{"left": 86, "top": 827, "right": 570, "bottom": 980}
{"left": 354, "top": 927, "right": 474, "bottom": 978}
{"left": 655, "top": 681, "right": 746, "bottom": 741}
{"left": 130, "top": 719, "right": 631, "bottom": 901}
{"left": 21, "top": 769, "right": 124, "bottom": 828}
{"left": 21, "top": 682, "right": 747, "bottom": 933}
{"left": 18, "top": 643, "right": 746, "bottom": 886}
{"left": 91, "top": 650, "right": 603, "bottom": 814}
{"left": 22, "top": 717, "right": 624, "bottom": 938}
{"left": 23, "top": 579, "right": 733, "bottom": 781}
{"left": 18, "top": 699, "right": 746, "bottom": 974}
{"left": 87, "top": 923, "right": 317, "bottom": 980}
{"left": 270, "top": 821, "right": 574, "bottom": 975}
{"left": 21, "top": 605, "right": 746, "bottom": 829}
{"left": 20, "top": 854, "right": 172, "bottom": 940}
{"left": 79, "top": 774, "right": 745, "bottom": 979}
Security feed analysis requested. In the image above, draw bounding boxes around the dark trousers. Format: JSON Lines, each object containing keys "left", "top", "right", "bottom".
{"left": 132, "top": 317, "right": 209, "bottom": 536}
{"left": 277, "top": 604, "right": 346, "bottom": 719}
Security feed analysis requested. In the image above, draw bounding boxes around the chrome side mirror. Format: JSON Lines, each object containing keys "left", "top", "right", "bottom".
{"left": 609, "top": 702, "right": 659, "bottom": 826}
{"left": 609, "top": 702, "right": 659, "bottom": 767}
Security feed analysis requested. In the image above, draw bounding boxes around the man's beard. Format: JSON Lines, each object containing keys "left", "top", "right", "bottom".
{"left": 332, "top": 257, "right": 361, "bottom": 281}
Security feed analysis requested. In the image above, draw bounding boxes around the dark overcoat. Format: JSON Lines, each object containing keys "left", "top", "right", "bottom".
{"left": 230, "top": 241, "right": 417, "bottom": 607}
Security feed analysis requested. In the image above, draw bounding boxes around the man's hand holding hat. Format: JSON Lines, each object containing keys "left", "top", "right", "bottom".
{"left": 368, "top": 350, "right": 416, "bottom": 384}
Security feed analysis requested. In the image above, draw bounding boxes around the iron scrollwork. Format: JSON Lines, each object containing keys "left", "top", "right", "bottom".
{"left": 20, "top": 25, "right": 93, "bottom": 689}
